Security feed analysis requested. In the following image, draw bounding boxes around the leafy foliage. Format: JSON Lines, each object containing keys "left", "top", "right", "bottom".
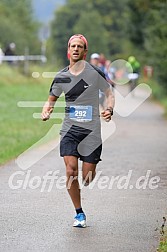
{"left": 50, "top": 0, "right": 167, "bottom": 91}
{"left": 144, "top": 1, "right": 167, "bottom": 91}
{"left": 0, "top": 0, "right": 40, "bottom": 54}
{"left": 50, "top": 0, "right": 128, "bottom": 65}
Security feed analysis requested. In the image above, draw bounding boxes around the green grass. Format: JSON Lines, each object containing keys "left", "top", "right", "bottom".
{"left": 1, "top": 65, "right": 167, "bottom": 165}
{"left": 158, "top": 228, "right": 167, "bottom": 252}
{"left": 139, "top": 77, "right": 167, "bottom": 118}
{"left": 161, "top": 99, "right": 167, "bottom": 118}
{"left": 0, "top": 64, "right": 64, "bottom": 165}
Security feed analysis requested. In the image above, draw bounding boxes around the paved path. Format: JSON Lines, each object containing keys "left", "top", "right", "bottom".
{"left": 0, "top": 85, "right": 167, "bottom": 252}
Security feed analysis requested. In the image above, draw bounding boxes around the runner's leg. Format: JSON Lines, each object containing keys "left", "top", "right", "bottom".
{"left": 82, "top": 162, "right": 97, "bottom": 185}
{"left": 63, "top": 156, "right": 81, "bottom": 209}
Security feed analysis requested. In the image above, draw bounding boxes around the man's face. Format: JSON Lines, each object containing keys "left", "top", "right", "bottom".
{"left": 68, "top": 38, "right": 87, "bottom": 62}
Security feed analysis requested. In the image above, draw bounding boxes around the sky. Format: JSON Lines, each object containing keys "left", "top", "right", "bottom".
{"left": 32, "top": 0, "right": 66, "bottom": 23}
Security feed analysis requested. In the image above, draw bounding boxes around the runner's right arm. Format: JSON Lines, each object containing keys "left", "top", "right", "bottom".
{"left": 41, "top": 95, "right": 58, "bottom": 121}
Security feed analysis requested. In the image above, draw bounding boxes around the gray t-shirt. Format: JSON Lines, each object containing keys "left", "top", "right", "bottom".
{"left": 50, "top": 61, "right": 110, "bottom": 136}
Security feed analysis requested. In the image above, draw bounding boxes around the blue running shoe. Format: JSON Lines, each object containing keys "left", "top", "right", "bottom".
{"left": 73, "top": 213, "right": 86, "bottom": 228}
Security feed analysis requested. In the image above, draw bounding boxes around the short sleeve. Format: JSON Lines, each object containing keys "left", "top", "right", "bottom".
{"left": 98, "top": 71, "right": 110, "bottom": 92}
{"left": 49, "top": 78, "right": 63, "bottom": 97}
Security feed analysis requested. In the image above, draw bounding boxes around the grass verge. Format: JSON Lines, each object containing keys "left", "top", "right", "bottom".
{"left": 157, "top": 217, "right": 167, "bottom": 252}
{"left": 0, "top": 64, "right": 63, "bottom": 165}
{"left": 144, "top": 77, "right": 167, "bottom": 118}
{"left": 1, "top": 66, "right": 167, "bottom": 165}
{"left": 158, "top": 232, "right": 167, "bottom": 252}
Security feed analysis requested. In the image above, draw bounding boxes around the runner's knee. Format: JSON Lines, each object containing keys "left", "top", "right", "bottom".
{"left": 66, "top": 164, "right": 78, "bottom": 178}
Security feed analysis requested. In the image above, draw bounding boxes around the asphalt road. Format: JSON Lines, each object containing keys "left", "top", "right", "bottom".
{"left": 0, "top": 85, "right": 167, "bottom": 252}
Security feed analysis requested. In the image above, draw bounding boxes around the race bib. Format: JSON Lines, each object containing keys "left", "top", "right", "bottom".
{"left": 69, "top": 105, "right": 92, "bottom": 122}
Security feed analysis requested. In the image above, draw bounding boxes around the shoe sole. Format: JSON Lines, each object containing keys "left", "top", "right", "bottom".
{"left": 73, "top": 223, "right": 87, "bottom": 228}
{"left": 73, "top": 220, "right": 87, "bottom": 228}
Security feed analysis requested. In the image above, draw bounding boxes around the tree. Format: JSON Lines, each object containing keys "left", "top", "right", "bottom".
{"left": 51, "top": 5, "right": 77, "bottom": 66}
{"left": 91, "top": 0, "right": 129, "bottom": 55}
{"left": 73, "top": 10, "right": 109, "bottom": 59}
{"left": 126, "top": 0, "right": 167, "bottom": 90}
{"left": 144, "top": 1, "right": 167, "bottom": 91}
{"left": 0, "top": 0, "right": 40, "bottom": 54}
{"left": 50, "top": 0, "right": 128, "bottom": 65}
{"left": 50, "top": 0, "right": 167, "bottom": 93}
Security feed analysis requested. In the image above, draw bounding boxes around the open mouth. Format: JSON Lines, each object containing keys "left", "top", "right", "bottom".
{"left": 73, "top": 53, "right": 79, "bottom": 56}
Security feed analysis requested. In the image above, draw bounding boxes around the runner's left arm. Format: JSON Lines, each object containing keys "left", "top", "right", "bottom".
{"left": 101, "top": 87, "right": 115, "bottom": 121}
{"left": 105, "top": 87, "right": 115, "bottom": 111}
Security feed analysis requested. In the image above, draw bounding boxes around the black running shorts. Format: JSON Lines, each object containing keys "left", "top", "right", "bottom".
{"left": 60, "top": 127, "right": 102, "bottom": 164}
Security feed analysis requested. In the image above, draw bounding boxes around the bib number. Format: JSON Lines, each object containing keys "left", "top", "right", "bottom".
{"left": 69, "top": 106, "right": 92, "bottom": 122}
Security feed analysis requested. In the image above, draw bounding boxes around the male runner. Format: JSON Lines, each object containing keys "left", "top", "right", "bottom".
{"left": 41, "top": 34, "right": 115, "bottom": 228}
